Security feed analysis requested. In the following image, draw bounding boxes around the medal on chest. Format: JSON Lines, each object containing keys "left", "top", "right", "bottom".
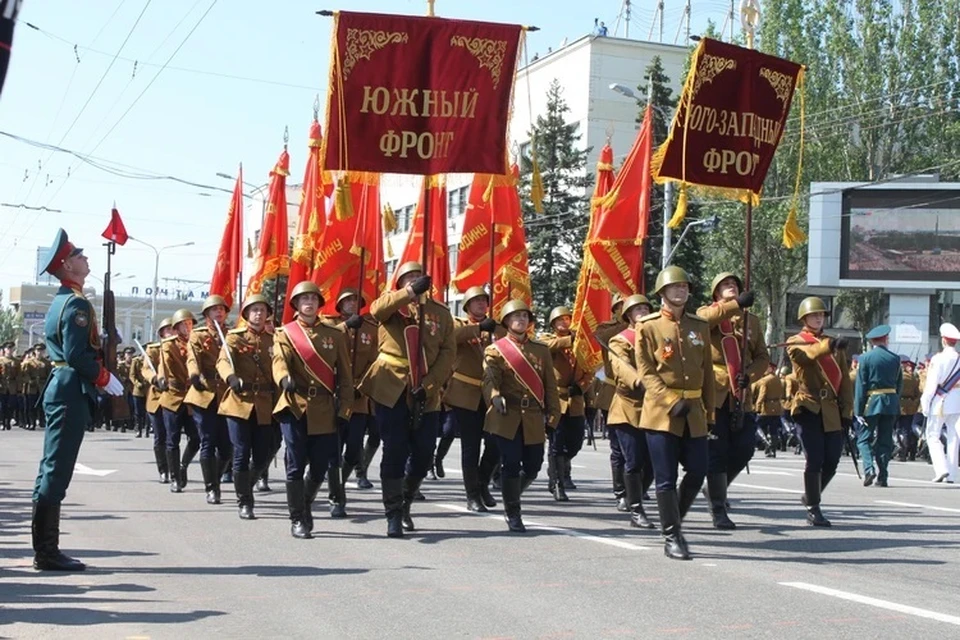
{"left": 321, "top": 336, "right": 335, "bottom": 351}
{"left": 426, "top": 313, "right": 439, "bottom": 336}
{"left": 360, "top": 331, "right": 372, "bottom": 346}
{"left": 687, "top": 330, "right": 704, "bottom": 347}
{"left": 529, "top": 352, "right": 543, "bottom": 373}
{"left": 661, "top": 337, "right": 675, "bottom": 360}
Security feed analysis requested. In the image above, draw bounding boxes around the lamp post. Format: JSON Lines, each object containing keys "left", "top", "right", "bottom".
{"left": 128, "top": 237, "right": 195, "bottom": 338}
{"left": 663, "top": 214, "right": 720, "bottom": 265}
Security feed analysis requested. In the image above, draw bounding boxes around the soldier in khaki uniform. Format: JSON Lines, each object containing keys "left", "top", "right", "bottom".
{"left": 142, "top": 319, "right": 174, "bottom": 483}
{"left": 697, "top": 272, "right": 767, "bottom": 530}
{"left": 786, "top": 297, "right": 854, "bottom": 527}
{"left": 331, "top": 287, "right": 379, "bottom": 497}
{"left": 635, "top": 267, "right": 713, "bottom": 560}
{"left": 18, "top": 348, "right": 39, "bottom": 430}
{"left": 596, "top": 296, "right": 628, "bottom": 510}
{"left": 483, "top": 300, "right": 560, "bottom": 532}
{"left": 358, "top": 261, "right": 456, "bottom": 538}
{"left": 129, "top": 348, "right": 148, "bottom": 438}
{"left": 444, "top": 285, "right": 504, "bottom": 512}
{"left": 185, "top": 295, "right": 232, "bottom": 505}
{"left": 607, "top": 294, "right": 655, "bottom": 529}
{"left": 0, "top": 342, "right": 20, "bottom": 429}
{"left": 112, "top": 349, "right": 133, "bottom": 432}
{"left": 541, "top": 306, "right": 592, "bottom": 501}
{"left": 217, "top": 294, "right": 277, "bottom": 522}
{"left": 753, "top": 362, "right": 784, "bottom": 457}
{"left": 158, "top": 309, "right": 202, "bottom": 493}
{"left": 897, "top": 355, "right": 921, "bottom": 461}
{"left": 274, "top": 282, "right": 353, "bottom": 538}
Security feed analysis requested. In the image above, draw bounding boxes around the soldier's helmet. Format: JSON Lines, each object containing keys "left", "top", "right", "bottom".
{"left": 241, "top": 294, "right": 273, "bottom": 319}
{"left": 158, "top": 317, "right": 174, "bottom": 335}
{"left": 654, "top": 265, "right": 691, "bottom": 294}
{"left": 172, "top": 309, "right": 195, "bottom": 327}
{"left": 548, "top": 306, "right": 573, "bottom": 327}
{"left": 797, "top": 296, "right": 828, "bottom": 322}
{"left": 462, "top": 285, "right": 489, "bottom": 308}
{"left": 394, "top": 261, "right": 423, "bottom": 288}
{"left": 620, "top": 294, "right": 651, "bottom": 323}
{"left": 611, "top": 294, "right": 624, "bottom": 315}
{"left": 288, "top": 281, "right": 324, "bottom": 309}
{"left": 335, "top": 288, "right": 365, "bottom": 312}
{"left": 201, "top": 295, "right": 229, "bottom": 316}
{"left": 710, "top": 272, "right": 743, "bottom": 298}
{"left": 499, "top": 299, "right": 534, "bottom": 327}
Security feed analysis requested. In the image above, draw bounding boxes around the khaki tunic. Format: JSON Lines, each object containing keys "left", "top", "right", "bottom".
{"left": 595, "top": 319, "right": 627, "bottom": 412}
{"left": 159, "top": 336, "right": 190, "bottom": 412}
{"left": 0, "top": 357, "right": 20, "bottom": 394}
{"left": 141, "top": 343, "right": 162, "bottom": 414}
{"left": 116, "top": 360, "right": 132, "bottom": 395}
{"left": 273, "top": 318, "right": 353, "bottom": 434}
{"left": 696, "top": 299, "right": 770, "bottom": 411}
{"left": 358, "top": 289, "right": 456, "bottom": 414}
{"left": 217, "top": 326, "right": 275, "bottom": 425}
{"left": 331, "top": 314, "right": 379, "bottom": 416}
{"left": 444, "top": 316, "right": 506, "bottom": 411}
{"left": 540, "top": 332, "right": 592, "bottom": 417}
{"left": 752, "top": 372, "right": 784, "bottom": 417}
{"left": 785, "top": 331, "right": 854, "bottom": 433}
{"left": 607, "top": 328, "right": 644, "bottom": 429}
{"left": 482, "top": 336, "right": 560, "bottom": 444}
{"left": 184, "top": 325, "right": 228, "bottom": 410}
{"left": 900, "top": 371, "right": 921, "bottom": 415}
{"left": 635, "top": 310, "right": 715, "bottom": 437}
{"left": 782, "top": 373, "right": 798, "bottom": 413}
{"left": 129, "top": 355, "right": 148, "bottom": 398}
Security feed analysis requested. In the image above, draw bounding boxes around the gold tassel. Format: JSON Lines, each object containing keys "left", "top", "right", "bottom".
{"left": 246, "top": 238, "right": 254, "bottom": 259}
{"left": 382, "top": 203, "right": 397, "bottom": 233}
{"left": 530, "top": 156, "right": 544, "bottom": 214}
{"left": 482, "top": 175, "right": 496, "bottom": 204}
{"left": 667, "top": 185, "right": 688, "bottom": 229}
{"left": 334, "top": 181, "right": 354, "bottom": 221}
{"left": 783, "top": 203, "right": 807, "bottom": 249}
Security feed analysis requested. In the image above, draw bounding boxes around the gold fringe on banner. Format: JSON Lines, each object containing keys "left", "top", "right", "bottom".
{"left": 590, "top": 186, "right": 620, "bottom": 214}
{"left": 530, "top": 154, "right": 544, "bottom": 214}
{"left": 382, "top": 203, "right": 398, "bottom": 233}
{"left": 667, "top": 185, "right": 688, "bottom": 229}
{"left": 334, "top": 179, "right": 354, "bottom": 221}
{"left": 483, "top": 174, "right": 496, "bottom": 204}
{"left": 783, "top": 67, "right": 807, "bottom": 248}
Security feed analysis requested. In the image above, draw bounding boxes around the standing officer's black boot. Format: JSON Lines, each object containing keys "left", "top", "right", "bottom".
{"left": 625, "top": 472, "right": 654, "bottom": 529}
{"left": 502, "top": 477, "right": 525, "bottom": 532}
{"left": 32, "top": 502, "right": 86, "bottom": 571}
{"left": 286, "top": 480, "right": 312, "bottom": 539}
{"left": 200, "top": 457, "right": 221, "bottom": 505}
{"left": 327, "top": 467, "right": 347, "bottom": 518}
{"left": 401, "top": 476, "right": 422, "bottom": 531}
{"left": 166, "top": 449, "right": 183, "bottom": 493}
{"left": 382, "top": 477, "right": 405, "bottom": 538}
{"left": 234, "top": 470, "right": 256, "bottom": 520}
{"left": 706, "top": 473, "right": 736, "bottom": 530}
{"left": 656, "top": 490, "right": 691, "bottom": 560}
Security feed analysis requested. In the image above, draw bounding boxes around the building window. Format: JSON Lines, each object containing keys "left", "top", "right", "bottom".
{"left": 447, "top": 186, "right": 468, "bottom": 218}
{"left": 448, "top": 244, "right": 459, "bottom": 274}
{"left": 385, "top": 259, "right": 398, "bottom": 281}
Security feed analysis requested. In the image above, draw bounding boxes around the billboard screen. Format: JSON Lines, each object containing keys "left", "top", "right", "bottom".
{"left": 841, "top": 188, "right": 960, "bottom": 281}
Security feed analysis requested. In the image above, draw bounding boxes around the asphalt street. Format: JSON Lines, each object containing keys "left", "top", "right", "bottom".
{"left": 2, "top": 428, "right": 959, "bottom": 639}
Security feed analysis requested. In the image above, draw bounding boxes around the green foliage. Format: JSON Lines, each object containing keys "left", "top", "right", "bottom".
{"left": 0, "top": 292, "right": 24, "bottom": 345}
{"left": 835, "top": 288, "right": 885, "bottom": 345}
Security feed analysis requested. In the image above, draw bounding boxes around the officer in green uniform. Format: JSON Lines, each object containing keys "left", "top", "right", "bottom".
{"left": 32, "top": 229, "right": 125, "bottom": 571}
{"left": 854, "top": 324, "right": 903, "bottom": 488}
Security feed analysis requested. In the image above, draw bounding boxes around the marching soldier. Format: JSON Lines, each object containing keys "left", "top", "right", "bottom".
{"left": 142, "top": 318, "right": 174, "bottom": 483}
{"left": 786, "top": 297, "right": 854, "bottom": 526}
{"left": 158, "top": 308, "right": 202, "bottom": 493}
{"left": 32, "top": 229, "right": 124, "bottom": 571}
{"left": 129, "top": 347, "right": 148, "bottom": 438}
{"left": 635, "top": 266, "right": 713, "bottom": 560}
{"left": 753, "top": 363, "right": 784, "bottom": 457}
{"left": 919, "top": 323, "right": 960, "bottom": 483}
{"left": 331, "top": 287, "right": 379, "bottom": 496}
{"left": 482, "top": 300, "right": 560, "bottom": 532}
{"left": 0, "top": 342, "right": 19, "bottom": 429}
{"left": 19, "top": 348, "right": 39, "bottom": 430}
{"left": 358, "top": 261, "right": 455, "bottom": 538}
{"left": 443, "top": 285, "right": 504, "bottom": 512}
{"left": 114, "top": 348, "right": 133, "bottom": 432}
{"left": 273, "top": 282, "right": 353, "bottom": 539}
{"left": 541, "top": 306, "right": 592, "bottom": 501}
{"left": 897, "top": 355, "right": 921, "bottom": 462}
{"left": 595, "top": 296, "right": 628, "bottom": 510}
{"left": 185, "top": 295, "right": 233, "bottom": 505}
{"left": 854, "top": 324, "right": 902, "bottom": 487}
{"left": 607, "top": 294, "right": 655, "bottom": 529}
{"left": 217, "top": 294, "right": 277, "bottom": 521}
{"left": 697, "top": 272, "right": 767, "bottom": 530}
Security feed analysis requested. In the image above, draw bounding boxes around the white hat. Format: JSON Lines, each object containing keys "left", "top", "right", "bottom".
{"left": 940, "top": 323, "right": 960, "bottom": 341}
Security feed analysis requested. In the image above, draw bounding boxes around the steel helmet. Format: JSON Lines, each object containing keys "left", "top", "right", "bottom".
{"left": 548, "top": 306, "right": 573, "bottom": 327}
{"left": 171, "top": 308, "right": 195, "bottom": 326}
{"left": 620, "top": 294, "right": 651, "bottom": 323}
{"left": 240, "top": 294, "right": 273, "bottom": 319}
{"left": 394, "top": 261, "right": 423, "bottom": 287}
{"left": 797, "top": 296, "right": 828, "bottom": 322}
{"left": 611, "top": 294, "right": 624, "bottom": 315}
{"left": 201, "top": 294, "right": 229, "bottom": 316}
{"left": 157, "top": 317, "right": 174, "bottom": 335}
{"left": 499, "top": 299, "right": 534, "bottom": 326}
{"left": 654, "top": 266, "right": 691, "bottom": 294}
{"left": 778, "top": 367, "right": 790, "bottom": 376}
{"left": 288, "top": 281, "right": 324, "bottom": 309}
{"left": 462, "top": 285, "right": 489, "bottom": 308}
{"left": 710, "top": 272, "right": 742, "bottom": 299}
{"left": 335, "top": 287, "right": 365, "bottom": 311}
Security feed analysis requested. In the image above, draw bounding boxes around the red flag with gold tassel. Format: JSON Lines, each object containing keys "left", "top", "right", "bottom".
{"left": 247, "top": 148, "right": 290, "bottom": 296}
{"left": 571, "top": 144, "right": 617, "bottom": 374}
{"left": 284, "top": 120, "right": 332, "bottom": 324}
{"left": 391, "top": 175, "right": 449, "bottom": 301}
{"left": 350, "top": 173, "right": 386, "bottom": 308}
{"left": 209, "top": 168, "right": 245, "bottom": 310}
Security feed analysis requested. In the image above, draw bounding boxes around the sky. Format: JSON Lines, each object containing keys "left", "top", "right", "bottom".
{"left": 0, "top": 0, "right": 728, "bottom": 301}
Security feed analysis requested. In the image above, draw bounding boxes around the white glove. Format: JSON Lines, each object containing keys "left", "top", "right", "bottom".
{"left": 103, "top": 373, "right": 124, "bottom": 396}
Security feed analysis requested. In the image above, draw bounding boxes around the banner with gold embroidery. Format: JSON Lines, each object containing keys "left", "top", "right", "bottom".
{"left": 323, "top": 11, "right": 522, "bottom": 175}
{"left": 247, "top": 148, "right": 291, "bottom": 296}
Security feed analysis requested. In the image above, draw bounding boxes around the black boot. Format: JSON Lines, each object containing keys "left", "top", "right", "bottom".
{"left": 655, "top": 491, "right": 690, "bottom": 560}
{"left": 612, "top": 462, "right": 627, "bottom": 511}
{"left": 502, "top": 476, "right": 525, "bottom": 532}
{"left": 153, "top": 445, "right": 170, "bottom": 484}
{"left": 286, "top": 480, "right": 312, "bottom": 539}
{"left": 434, "top": 433, "right": 454, "bottom": 478}
{"left": 31, "top": 502, "right": 86, "bottom": 571}
{"left": 255, "top": 467, "right": 272, "bottom": 492}
{"left": 358, "top": 438, "right": 377, "bottom": 490}
{"left": 340, "top": 460, "right": 354, "bottom": 487}
{"left": 220, "top": 457, "right": 233, "bottom": 484}
{"left": 678, "top": 474, "right": 702, "bottom": 519}
{"left": 304, "top": 475, "right": 321, "bottom": 532}
{"left": 547, "top": 453, "right": 557, "bottom": 493}
{"left": 234, "top": 470, "right": 256, "bottom": 520}
{"left": 520, "top": 472, "right": 535, "bottom": 494}
{"left": 462, "top": 466, "right": 486, "bottom": 512}
{"left": 706, "top": 473, "right": 736, "bottom": 530}
{"left": 181, "top": 439, "right": 199, "bottom": 487}
{"left": 803, "top": 471, "right": 831, "bottom": 527}
{"left": 382, "top": 477, "right": 405, "bottom": 538}
{"left": 552, "top": 455, "right": 569, "bottom": 502}
{"left": 625, "top": 472, "right": 655, "bottom": 529}
{"left": 491, "top": 463, "right": 502, "bottom": 490}
{"left": 562, "top": 456, "right": 577, "bottom": 490}
{"left": 401, "top": 476, "right": 422, "bottom": 531}
{"left": 327, "top": 466, "right": 347, "bottom": 518}
{"left": 355, "top": 463, "right": 373, "bottom": 490}
{"left": 167, "top": 448, "right": 183, "bottom": 493}
{"left": 200, "top": 458, "right": 221, "bottom": 505}
{"left": 478, "top": 452, "right": 498, "bottom": 508}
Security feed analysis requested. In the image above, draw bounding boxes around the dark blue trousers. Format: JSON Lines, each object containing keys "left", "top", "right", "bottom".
{"left": 341, "top": 413, "right": 371, "bottom": 468}
{"left": 149, "top": 409, "right": 165, "bottom": 448}
{"left": 644, "top": 426, "right": 708, "bottom": 494}
{"left": 191, "top": 402, "right": 231, "bottom": 461}
{"left": 494, "top": 428, "right": 544, "bottom": 480}
{"left": 709, "top": 402, "right": 756, "bottom": 477}
{"left": 453, "top": 405, "right": 498, "bottom": 470}
{"left": 163, "top": 406, "right": 196, "bottom": 451}
{"left": 795, "top": 408, "right": 843, "bottom": 476}
{"left": 132, "top": 396, "right": 147, "bottom": 427}
{"left": 279, "top": 411, "right": 339, "bottom": 483}
{"left": 614, "top": 425, "right": 650, "bottom": 475}
{"left": 375, "top": 397, "right": 438, "bottom": 480}
{"left": 550, "top": 413, "right": 585, "bottom": 459}
{"left": 227, "top": 416, "right": 274, "bottom": 473}
{"left": 440, "top": 408, "right": 457, "bottom": 438}
{"left": 608, "top": 420, "right": 625, "bottom": 468}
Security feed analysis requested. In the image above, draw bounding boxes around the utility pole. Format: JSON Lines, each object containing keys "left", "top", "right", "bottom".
{"left": 625, "top": 0, "right": 631, "bottom": 38}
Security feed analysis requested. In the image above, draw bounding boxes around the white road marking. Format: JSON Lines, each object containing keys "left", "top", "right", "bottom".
{"left": 733, "top": 482, "right": 804, "bottom": 495}
{"left": 74, "top": 463, "right": 117, "bottom": 477}
{"left": 741, "top": 470, "right": 794, "bottom": 476}
{"left": 435, "top": 503, "right": 650, "bottom": 551}
{"left": 780, "top": 582, "right": 960, "bottom": 626}
{"left": 874, "top": 500, "right": 960, "bottom": 514}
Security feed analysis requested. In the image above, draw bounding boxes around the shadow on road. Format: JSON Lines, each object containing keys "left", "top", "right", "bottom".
{"left": 0, "top": 606, "right": 226, "bottom": 627}
{"left": 100, "top": 564, "right": 370, "bottom": 578}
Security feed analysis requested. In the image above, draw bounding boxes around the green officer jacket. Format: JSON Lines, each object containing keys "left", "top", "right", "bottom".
{"left": 43, "top": 284, "right": 107, "bottom": 409}
{"left": 854, "top": 345, "right": 903, "bottom": 417}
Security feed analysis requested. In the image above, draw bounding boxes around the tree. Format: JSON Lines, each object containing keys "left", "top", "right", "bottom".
{"left": 519, "top": 80, "right": 593, "bottom": 320}
{"left": 835, "top": 288, "right": 885, "bottom": 347}
{"left": 0, "top": 292, "right": 23, "bottom": 346}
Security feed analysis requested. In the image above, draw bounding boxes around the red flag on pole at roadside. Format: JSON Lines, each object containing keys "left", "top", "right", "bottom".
{"left": 101, "top": 205, "right": 129, "bottom": 246}
{"left": 247, "top": 149, "right": 291, "bottom": 295}
{"left": 209, "top": 169, "right": 245, "bottom": 310}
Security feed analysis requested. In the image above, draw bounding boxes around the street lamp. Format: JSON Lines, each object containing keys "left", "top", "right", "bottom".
{"left": 663, "top": 214, "right": 720, "bottom": 266}
{"left": 128, "top": 237, "right": 195, "bottom": 338}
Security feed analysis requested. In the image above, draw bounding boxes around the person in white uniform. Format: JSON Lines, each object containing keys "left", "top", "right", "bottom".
{"left": 919, "top": 323, "right": 960, "bottom": 483}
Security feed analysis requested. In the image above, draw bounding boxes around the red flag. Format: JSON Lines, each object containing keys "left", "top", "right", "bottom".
{"left": 284, "top": 120, "right": 332, "bottom": 324}
{"left": 101, "top": 206, "right": 129, "bottom": 246}
{"left": 350, "top": 172, "right": 386, "bottom": 309}
{"left": 210, "top": 169, "right": 245, "bottom": 310}
{"left": 392, "top": 175, "right": 449, "bottom": 301}
{"left": 247, "top": 149, "right": 291, "bottom": 296}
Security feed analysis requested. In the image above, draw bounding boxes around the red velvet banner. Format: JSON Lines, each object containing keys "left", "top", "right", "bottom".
{"left": 323, "top": 11, "right": 522, "bottom": 175}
